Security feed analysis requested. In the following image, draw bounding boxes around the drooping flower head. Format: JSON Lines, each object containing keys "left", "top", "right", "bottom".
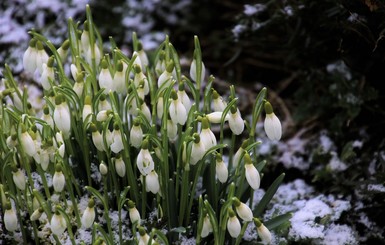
{"left": 169, "top": 90, "right": 187, "bottom": 126}
{"left": 263, "top": 101, "right": 282, "bottom": 141}
{"left": 244, "top": 153, "right": 261, "bottom": 190}
{"left": 215, "top": 153, "right": 228, "bottom": 183}
{"left": 81, "top": 198, "right": 96, "bottom": 229}
{"left": 136, "top": 139, "right": 155, "bottom": 176}
{"left": 232, "top": 197, "right": 253, "bottom": 222}
{"left": 227, "top": 208, "right": 241, "bottom": 238}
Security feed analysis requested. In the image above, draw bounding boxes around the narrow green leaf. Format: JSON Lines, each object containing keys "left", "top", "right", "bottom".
{"left": 254, "top": 173, "right": 285, "bottom": 217}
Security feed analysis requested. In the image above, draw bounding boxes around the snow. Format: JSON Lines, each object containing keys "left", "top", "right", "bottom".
{"left": 243, "top": 4, "right": 266, "bottom": 16}
{"left": 367, "top": 184, "right": 385, "bottom": 192}
{"left": 316, "top": 224, "right": 358, "bottom": 245}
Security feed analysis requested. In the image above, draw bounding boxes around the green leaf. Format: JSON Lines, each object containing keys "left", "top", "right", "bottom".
{"left": 265, "top": 212, "right": 293, "bottom": 230}
{"left": 254, "top": 173, "right": 285, "bottom": 217}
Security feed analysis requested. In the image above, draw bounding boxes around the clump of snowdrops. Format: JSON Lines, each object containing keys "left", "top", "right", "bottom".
{"left": 0, "top": 5, "right": 289, "bottom": 245}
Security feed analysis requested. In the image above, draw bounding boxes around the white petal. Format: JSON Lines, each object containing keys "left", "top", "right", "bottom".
{"left": 257, "top": 224, "right": 272, "bottom": 243}
{"left": 145, "top": 171, "right": 160, "bottom": 194}
{"left": 4, "top": 209, "right": 18, "bottom": 232}
{"left": 190, "top": 141, "right": 206, "bottom": 165}
{"left": 216, "top": 160, "right": 228, "bottom": 183}
{"left": 228, "top": 110, "right": 244, "bottom": 135}
{"left": 235, "top": 203, "right": 253, "bottom": 222}
{"left": 245, "top": 164, "right": 260, "bottom": 190}
{"left": 227, "top": 216, "right": 241, "bottom": 238}
{"left": 264, "top": 113, "right": 282, "bottom": 140}
{"left": 136, "top": 149, "right": 155, "bottom": 176}
{"left": 81, "top": 207, "right": 95, "bottom": 229}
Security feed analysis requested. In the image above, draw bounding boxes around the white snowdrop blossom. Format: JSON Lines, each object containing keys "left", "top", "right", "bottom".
{"left": 206, "top": 111, "right": 229, "bottom": 124}
{"left": 146, "top": 170, "right": 160, "bottom": 194}
{"left": 82, "top": 96, "right": 93, "bottom": 122}
{"left": 137, "top": 43, "right": 149, "bottom": 68}
{"left": 190, "top": 58, "right": 206, "bottom": 82}
{"left": 115, "top": 155, "right": 126, "bottom": 177}
{"left": 99, "top": 162, "right": 108, "bottom": 175}
{"left": 73, "top": 73, "right": 84, "bottom": 98}
{"left": 99, "top": 59, "right": 113, "bottom": 93}
{"left": 233, "top": 197, "right": 253, "bottom": 222}
{"left": 128, "top": 200, "right": 141, "bottom": 225}
{"left": 6, "top": 134, "right": 17, "bottom": 149}
{"left": 40, "top": 57, "right": 55, "bottom": 90}
{"left": 57, "top": 39, "right": 69, "bottom": 63}
{"left": 81, "top": 199, "right": 96, "bottom": 229}
{"left": 70, "top": 64, "right": 79, "bottom": 81}
{"left": 139, "top": 100, "right": 152, "bottom": 123}
{"left": 136, "top": 140, "right": 155, "bottom": 176}
{"left": 201, "top": 214, "right": 213, "bottom": 238}
{"left": 20, "top": 129, "right": 36, "bottom": 157}
{"left": 177, "top": 82, "right": 192, "bottom": 113}
{"left": 53, "top": 165, "right": 65, "bottom": 193}
{"left": 53, "top": 95, "right": 71, "bottom": 137}
{"left": 212, "top": 89, "right": 227, "bottom": 111}
{"left": 50, "top": 210, "right": 67, "bottom": 236}
{"left": 138, "top": 227, "right": 152, "bottom": 245}
{"left": 41, "top": 106, "right": 54, "bottom": 129}
{"left": 158, "top": 61, "right": 174, "bottom": 88}
{"left": 169, "top": 90, "right": 187, "bottom": 125}
{"left": 244, "top": 154, "right": 261, "bottom": 190}
{"left": 110, "top": 125, "right": 124, "bottom": 154}
{"left": 228, "top": 107, "right": 244, "bottom": 135}
{"left": 167, "top": 119, "right": 178, "bottom": 141}
{"left": 254, "top": 218, "right": 272, "bottom": 244}
{"left": 35, "top": 41, "right": 49, "bottom": 74}
{"left": 190, "top": 134, "right": 206, "bottom": 165}
{"left": 155, "top": 50, "right": 166, "bottom": 76}
{"left": 85, "top": 43, "right": 101, "bottom": 67}
{"left": 264, "top": 101, "right": 282, "bottom": 141}
{"left": 96, "top": 110, "right": 111, "bottom": 122}
{"left": 215, "top": 154, "right": 228, "bottom": 183}
{"left": 132, "top": 51, "right": 144, "bottom": 71}
{"left": 81, "top": 27, "right": 90, "bottom": 52}
{"left": 130, "top": 120, "right": 143, "bottom": 148}
{"left": 113, "top": 60, "right": 127, "bottom": 94}
{"left": 157, "top": 95, "right": 164, "bottom": 119}
{"left": 200, "top": 117, "right": 217, "bottom": 150}
{"left": 91, "top": 125, "right": 105, "bottom": 152}
{"left": 30, "top": 207, "right": 44, "bottom": 221}
{"left": 98, "top": 94, "right": 112, "bottom": 111}
{"left": 227, "top": 209, "right": 241, "bottom": 238}
{"left": 233, "top": 139, "right": 248, "bottom": 168}
{"left": 4, "top": 203, "right": 18, "bottom": 232}
{"left": 133, "top": 64, "right": 150, "bottom": 95}
{"left": 12, "top": 168, "right": 26, "bottom": 191}
{"left": 23, "top": 39, "right": 37, "bottom": 74}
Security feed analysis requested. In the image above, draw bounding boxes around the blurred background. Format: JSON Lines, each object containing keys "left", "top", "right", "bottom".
{"left": 1, "top": 0, "right": 385, "bottom": 243}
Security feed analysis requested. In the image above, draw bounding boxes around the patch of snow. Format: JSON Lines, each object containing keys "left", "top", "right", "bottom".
{"left": 367, "top": 184, "right": 385, "bottom": 192}
{"left": 328, "top": 151, "right": 347, "bottom": 172}
{"left": 315, "top": 224, "right": 358, "bottom": 245}
{"left": 243, "top": 4, "right": 266, "bottom": 16}
{"left": 232, "top": 24, "right": 246, "bottom": 40}
{"left": 319, "top": 133, "right": 334, "bottom": 152}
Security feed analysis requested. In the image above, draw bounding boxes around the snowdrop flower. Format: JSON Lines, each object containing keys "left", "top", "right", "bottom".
{"left": 139, "top": 99, "right": 152, "bottom": 123}
{"left": 244, "top": 153, "right": 260, "bottom": 190}
{"left": 4, "top": 202, "right": 18, "bottom": 232}
{"left": 130, "top": 119, "right": 143, "bottom": 148}
{"left": 50, "top": 208, "right": 67, "bottom": 236}
{"left": 190, "top": 55, "right": 206, "bottom": 82}
{"left": 215, "top": 153, "right": 228, "bottom": 183}
{"left": 177, "top": 82, "right": 192, "bottom": 113}
{"left": 81, "top": 21, "right": 90, "bottom": 52}
{"left": 70, "top": 64, "right": 79, "bottom": 81}
{"left": 111, "top": 123, "right": 124, "bottom": 154}
{"left": 12, "top": 167, "right": 26, "bottom": 191}
{"left": 233, "top": 139, "right": 248, "bottom": 168}
{"left": 138, "top": 227, "right": 152, "bottom": 245}
{"left": 137, "top": 42, "right": 149, "bottom": 68}
{"left": 96, "top": 110, "right": 112, "bottom": 122}
{"left": 99, "top": 59, "right": 113, "bottom": 93}
{"left": 201, "top": 214, "right": 213, "bottom": 238}
{"left": 41, "top": 106, "right": 54, "bottom": 129}
{"left": 228, "top": 106, "right": 244, "bottom": 135}
{"left": 190, "top": 133, "right": 206, "bottom": 165}
{"left": 167, "top": 117, "right": 178, "bottom": 141}
{"left": 264, "top": 101, "right": 282, "bottom": 141}
{"left": 206, "top": 111, "right": 229, "bottom": 124}
{"left": 57, "top": 39, "right": 69, "bottom": 63}
{"left": 227, "top": 208, "right": 241, "bottom": 238}
{"left": 90, "top": 124, "right": 105, "bottom": 152}
{"left": 169, "top": 90, "right": 187, "bottom": 125}
{"left": 23, "top": 38, "right": 38, "bottom": 74}
{"left": 81, "top": 198, "right": 96, "bottom": 229}
{"left": 232, "top": 197, "right": 253, "bottom": 222}
{"left": 98, "top": 94, "right": 112, "bottom": 111}
{"left": 156, "top": 93, "right": 164, "bottom": 119}
{"left": 53, "top": 164, "right": 66, "bottom": 193}
{"left": 146, "top": 170, "right": 160, "bottom": 194}
{"left": 6, "top": 134, "right": 17, "bottom": 149}
{"left": 73, "top": 73, "right": 84, "bottom": 98}
{"left": 155, "top": 50, "right": 166, "bottom": 76}
{"left": 99, "top": 161, "right": 108, "bottom": 175}
{"left": 20, "top": 127, "right": 37, "bottom": 157}
{"left": 53, "top": 94, "right": 71, "bottom": 137}
{"left": 30, "top": 207, "right": 44, "bottom": 221}
{"left": 132, "top": 51, "right": 144, "bottom": 72}
{"left": 35, "top": 41, "right": 49, "bottom": 74}
{"left": 254, "top": 218, "right": 272, "bottom": 244}
{"left": 133, "top": 65, "right": 149, "bottom": 95}
{"left": 200, "top": 117, "right": 217, "bottom": 150}
{"left": 157, "top": 61, "right": 174, "bottom": 88}
{"left": 85, "top": 43, "right": 101, "bottom": 67}
{"left": 115, "top": 155, "right": 126, "bottom": 177}
{"left": 212, "top": 89, "right": 227, "bottom": 111}
{"left": 40, "top": 56, "right": 55, "bottom": 90}
{"left": 113, "top": 60, "right": 127, "bottom": 94}
{"left": 136, "top": 139, "right": 155, "bottom": 176}
{"left": 128, "top": 200, "right": 141, "bottom": 225}
{"left": 82, "top": 96, "right": 93, "bottom": 122}
{"left": 55, "top": 132, "right": 66, "bottom": 158}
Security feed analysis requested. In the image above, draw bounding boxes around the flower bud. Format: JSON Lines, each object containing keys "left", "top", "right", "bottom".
{"left": 201, "top": 214, "right": 213, "bottom": 238}
{"left": 233, "top": 197, "right": 253, "bottom": 222}
{"left": 50, "top": 208, "right": 67, "bottom": 236}
{"left": 115, "top": 155, "right": 126, "bottom": 177}
{"left": 200, "top": 117, "right": 216, "bottom": 150}
{"left": 228, "top": 107, "right": 244, "bottom": 135}
{"left": 264, "top": 101, "right": 282, "bottom": 141}
{"left": 128, "top": 200, "right": 141, "bottom": 225}
{"left": 130, "top": 119, "right": 143, "bottom": 148}
{"left": 4, "top": 202, "right": 18, "bottom": 232}
{"left": 53, "top": 95, "right": 71, "bottom": 137}
{"left": 35, "top": 41, "right": 49, "bottom": 74}
{"left": 99, "top": 162, "right": 108, "bottom": 175}
{"left": 30, "top": 207, "right": 44, "bottom": 221}
{"left": 190, "top": 134, "right": 206, "bottom": 165}
{"left": 206, "top": 112, "right": 229, "bottom": 124}
{"left": 20, "top": 128, "right": 37, "bottom": 157}
{"left": 215, "top": 153, "right": 228, "bottom": 183}
{"left": 110, "top": 124, "right": 124, "bottom": 154}
{"left": 53, "top": 164, "right": 65, "bottom": 193}
{"left": 136, "top": 140, "right": 155, "bottom": 176}
{"left": 12, "top": 167, "right": 26, "bottom": 191}
{"left": 227, "top": 208, "right": 241, "bottom": 238}
{"left": 169, "top": 90, "right": 187, "bottom": 125}
{"left": 189, "top": 58, "right": 206, "bottom": 82}
{"left": 23, "top": 38, "right": 37, "bottom": 73}
{"left": 145, "top": 170, "right": 160, "bottom": 194}
{"left": 244, "top": 154, "right": 260, "bottom": 190}
{"left": 254, "top": 218, "right": 272, "bottom": 244}
{"left": 81, "top": 198, "right": 96, "bottom": 229}
{"left": 99, "top": 59, "right": 113, "bottom": 94}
